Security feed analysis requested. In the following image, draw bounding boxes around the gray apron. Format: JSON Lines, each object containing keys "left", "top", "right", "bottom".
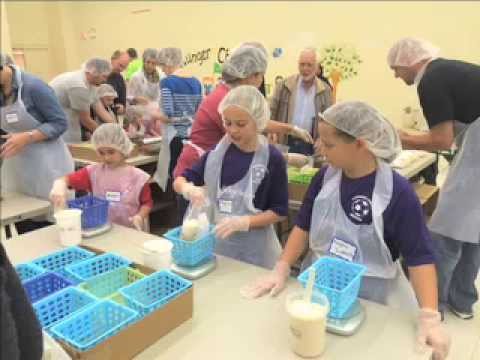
{"left": 429, "top": 117, "right": 480, "bottom": 243}
{"left": 204, "top": 135, "right": 282, "bottom": 269}
{"left": 0, "top": 71, "right": 74, "bottom": 200}
{"left": 302, "top": 161, "right": 417, "bottom": 308}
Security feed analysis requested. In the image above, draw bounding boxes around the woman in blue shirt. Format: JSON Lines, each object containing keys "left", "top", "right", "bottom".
{"left": 0, "top": 53, "right": 74, "bottom": 201}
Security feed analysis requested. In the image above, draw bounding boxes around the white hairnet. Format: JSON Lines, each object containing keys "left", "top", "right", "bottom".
{"left": 0, "top": 53, "right": 14, "bottom": 66}
{"left": 97, "top": 84, "right": 118, "bottom": 98}
{"left": 222, "top": 46, "right": 267, "bottom": 81}
{"left": 91, "top": 123, "right": 134, "bottom": 156}
{"left": 125, "top": 105, "right": 146, "bottom": 121}
{"left": 84, "top": 58, "right": 111, "bottom": 75}
{"left": 142, "top": 48, "right": 158, "bottom": 63}
{"left": 387, "top": 37, "right": 439, "bottom": 67}
{"left": 321, "top": 101, "right": 401, "bottom": 163}
{"left": 157, "top": 47, "right": 183, "bottom": 67}
{"left": 218, "top": 85, "right": 270, "bottom": 132}
{"left": 237, "top": 41, "right": 268, "bottom": 58}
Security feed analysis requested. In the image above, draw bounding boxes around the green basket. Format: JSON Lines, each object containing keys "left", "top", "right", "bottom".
{"left": 288, "top": 167, "right": 319, "bottom": 185}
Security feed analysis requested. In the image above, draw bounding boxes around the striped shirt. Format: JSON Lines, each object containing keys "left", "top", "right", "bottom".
{"left": 160, "top": 75, "right": 203, "bottom": 138}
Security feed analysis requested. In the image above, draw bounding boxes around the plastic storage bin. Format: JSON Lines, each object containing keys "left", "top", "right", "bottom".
{"left": 23, "top": 272, "right": 73, "bottom": 303}
{"left": 298, "top": 257, "right": 366, "bottom": 319}
{"left": 32, "top": 246, "right": 95, "bottom": 283}
{"left": 164, "top": 226, "right": 215, "bottom": 267}
{"left": 50, "top": 300, "right": 138, "bottom": 351}
{"left": 15, "top": 263, "right": 45, "bottom": 283}
{"left": 79, "top": 267, "right": 145, "bottom": 304}
{"left": 65, "top": 253, "right": 131, "bottom": 282}
{"left": 33, "top": 287, "right": 97, "bottom": 329}
{"left": 119, "top": 270, "right": 192, "bottom": 317}
{"left": 68, "top": 194, "right": 109, "bottom": 229}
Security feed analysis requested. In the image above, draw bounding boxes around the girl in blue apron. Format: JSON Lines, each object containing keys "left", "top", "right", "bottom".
{"left": 242, "top": 101, "right": 450, "bottom": 359}
{"left": 174, "top": 85, "right": 288, "bottom": 269}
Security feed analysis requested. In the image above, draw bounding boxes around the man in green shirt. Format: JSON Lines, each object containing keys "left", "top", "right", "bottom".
{"left": 125, "top": 48, "right": 143, "bottom": 81}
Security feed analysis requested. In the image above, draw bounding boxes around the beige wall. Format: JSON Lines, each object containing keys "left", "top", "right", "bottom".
{"left": 1, "top": 1, "right": 12, "bottom": 54}
{"left": 5, "top": 1, "right": 480, "bottom": 124}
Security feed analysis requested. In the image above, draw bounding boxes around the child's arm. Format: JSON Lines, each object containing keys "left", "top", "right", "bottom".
{"left": 216, "top": 210, "right": 286, "bottom": 240}
{"left": 280, "top": 226, "right": 309, "bottom": 267}
{"left": 49, "top": 168, "right": 92, "bottom": 207}
{"left": 408, "top": 263, "right": 438, "bottom": 310}
{"left": 131, "top": 183, "right": 153, "bottom": 231}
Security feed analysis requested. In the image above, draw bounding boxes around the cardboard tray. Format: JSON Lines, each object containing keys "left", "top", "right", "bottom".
{"left": 57, "top": 245, "right": 193, "bottom": 360}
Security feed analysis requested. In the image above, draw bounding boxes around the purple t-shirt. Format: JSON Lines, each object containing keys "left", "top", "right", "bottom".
{"left": 183, "top": 143, "right": 288, "bottom": 216}
{"left": 296, "top": 166, "right": 435, "bottom": 266}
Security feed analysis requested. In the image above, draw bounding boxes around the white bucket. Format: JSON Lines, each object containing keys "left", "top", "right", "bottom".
{"left": 142, "top": 239, "right": 173, "bottom": 270}
{"left": 54, "top": 209, "right": 82, "bottom": 247}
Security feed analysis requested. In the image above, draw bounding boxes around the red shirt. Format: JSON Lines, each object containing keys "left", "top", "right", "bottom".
{"left": 67, "top": 167, "right": 153, "bottom": 208}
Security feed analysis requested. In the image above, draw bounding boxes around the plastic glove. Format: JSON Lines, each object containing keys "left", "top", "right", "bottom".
{"left": 416, "top": 308, "right": 451, "bottom": 360}
{"left": 215, "top": 216, "right": 250, "bottom": 239}
{"left": 240, "top": 261, "right": 291, "bottom": 299}
{"left": 290, "top": 125, "right": 314, "bottom": 144}
{"left": 286, "top": 153, "right": 309, "bottom": 168}
{"left": 129, "top": 214, "right": 144, "bottom": 231}
{"left": 49, "top": 178, "right": 68, "bottom": 209}
{"left": 181, "top": 182, "right": 206, "bottom": 206}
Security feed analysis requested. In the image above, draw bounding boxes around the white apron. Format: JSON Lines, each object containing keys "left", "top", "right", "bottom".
{"left": 429, "top": 117, "right": 480, "bottom": 243}
{"left": 302, "top": 161, "right": 417, "bottom": 308}
{"left": 1, "top": 71, "right": 74, "bottom": 200}
{"left": 204, "top": 135, "right": 282, "bottom": 269}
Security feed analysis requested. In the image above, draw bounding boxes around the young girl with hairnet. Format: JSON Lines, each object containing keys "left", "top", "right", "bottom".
{"left": 173, "top": 85, "right": 289, "bottom": 269}
{"left": 49, "top": 123, "right": 152, "bottom": 231}
{"left": 242, "top": 101, "right": 450, "bottom": 359}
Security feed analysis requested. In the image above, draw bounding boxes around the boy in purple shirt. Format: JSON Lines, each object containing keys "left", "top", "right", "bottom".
{"left": 243, "top": 101, "right": 450, "bottom": 359}
{"left": 174, "top": 86, "right": 288, "bottom": 269}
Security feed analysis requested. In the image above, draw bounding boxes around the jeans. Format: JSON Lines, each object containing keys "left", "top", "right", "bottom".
{"left": 431, "top": 231, "right": 480, "bottom": 313}
{"left": 287, "top": 136, "right": 314, "bottom": 156}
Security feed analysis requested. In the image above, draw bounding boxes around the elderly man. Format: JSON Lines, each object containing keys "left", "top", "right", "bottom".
{"left": 270, "top": 48, "right": 332, "bottom": 155}
{"left": 388, "top": 37, "right": 480, "bottom": 321}
{"left": 106, "top": 50, "right": 130, "bottom": 113}
{"left": 50, "top": 58, "right": 111, "bottom": 143}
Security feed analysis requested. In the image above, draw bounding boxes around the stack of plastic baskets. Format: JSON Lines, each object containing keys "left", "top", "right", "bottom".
{"left": 31, "top": 246, "right": 95, "bottom": 283}
{"left": 23, "top": 272, "right": 73, "bottom": 303}
{"left": 65, "top": 253, "right": 131, "bottom": 282}
{"left": 297, "top": 257, "right": 366, "bottom": 319}
{"left": 15, "top": 263, "right": 45, "bottom": 283}
{"left": 164, "top": 226, "right": 215, "bottom": 267}
{"left": 79, "top": 267, "right": 145, "bottom": 305}
{"left": 33, "top": 287, "right": 97, "bottom": 329}
{"left": 50, "top": 300, "right": 138, "bottom": 351}
{"left": 119, "top": 270, "right": 192, "bottom": 317}
{"left": 68, "top": 194, "right": 109, "bottom": 230}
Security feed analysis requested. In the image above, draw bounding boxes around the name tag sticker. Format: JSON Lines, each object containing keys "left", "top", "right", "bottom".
{"left": 6, "top": 113, "right": 19, "bottom": 124}
{"left": 105, "top": 191, "right": 121, "bottom": 202}
{"left": 219, "top": 199, "right": 232, "bottom": 214}
{"left": 328, "top": 237, "right": 357, "bottom": 262}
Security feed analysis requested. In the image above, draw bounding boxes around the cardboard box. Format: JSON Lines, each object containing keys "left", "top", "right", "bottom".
{"left": 413, "top": 183, "right": 439, "bottom": 217}
{"left": 288, "top": 182, "right": 309, "bottom": 203}
{"left": 58, "top": 245, "right": 193, "bottom": 360}
{"left": 68, "top": 142, "right": 140, "bottom": 162}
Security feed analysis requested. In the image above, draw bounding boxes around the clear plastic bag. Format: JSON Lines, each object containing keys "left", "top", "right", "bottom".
{"left": 181, "top": 201, "right": 211, "bottom": 241}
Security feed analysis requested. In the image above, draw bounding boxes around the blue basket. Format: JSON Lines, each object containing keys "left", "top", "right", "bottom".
{"left": 164, "top": 226, "right": 215, "bottom": 267}
{"left": 50, "top": 300, "right": 138, "bottom": 352}
{"left": 33, "top": 287, "right": 97, "bottom": 330}
{"left": 297, "top": 257, "right": 366, "bottom": 319}
{"left": 23, "top": 272, "right": 73, "bottom": 304}
{"left": 15, "top": 263, "right": 46, "bottom": 283}
{"left": 68, "top": 195, "right": 109, "bottom": 229}
{"left": 119, "top": 270, "right": 192, "bottom": 317}
{"left": 65, "top": 253, "right": 131, "bottom": 282}
{"left": 32, "top": 246, "right": 95, "bottom": 283}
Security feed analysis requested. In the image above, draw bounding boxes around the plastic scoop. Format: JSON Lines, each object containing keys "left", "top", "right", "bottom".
{"left": 304, "top": 267, "right": 316, "bottom": 303}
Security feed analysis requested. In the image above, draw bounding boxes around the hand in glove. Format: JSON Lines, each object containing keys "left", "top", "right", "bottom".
{"left": 215, "top": 216, "right": 250, "bottom": 239}
{"left": 129, "top": 214, "right": 144, "bottom": 231}
{"left": 49, "top": 178, "right": 68, "bottom": 209}
{"left": 240, "top": 261, "right": 291, "bottom": 299}
{"left": 290, "top": 125, "right": 314, "bottom": 144}
{"left": 416, "top": 308, "right": 451, "bottom": 360}
{"left": 181, "top": 182, "right": 206, "bottom": 206}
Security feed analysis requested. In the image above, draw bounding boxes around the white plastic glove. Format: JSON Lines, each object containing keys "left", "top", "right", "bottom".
{"left": 181, "top": 182, "right": 206, "bottom": 206}
{"left": 129, "top": 214, "right": 144, "bottom": 231}
{"left": 290, "top": 125, "right": 314, "bottom": 144}
{"left": 416, "top": 308, "right": 451, "bottom": 360}
{"left": 240, "top": 261, "right": 291, "bottom": 299}
{"left": 49, "top": 178, "right": 68, "bottom": 209}
{"left": 215, "top": 216, "right": 250, "bottom": 239}
{"left": 286, "top": 153, "right": 309, "bottom": 168}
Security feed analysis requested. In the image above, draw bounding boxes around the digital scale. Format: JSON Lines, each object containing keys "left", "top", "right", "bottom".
{"left": 81, "top": 222, "right": 112, "bottom": 238}
{"left": 170, "top": 255, "right": 217, "bottom": 280}
{"left": 327, "top": 301, "right": 365, "bottom": 336}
